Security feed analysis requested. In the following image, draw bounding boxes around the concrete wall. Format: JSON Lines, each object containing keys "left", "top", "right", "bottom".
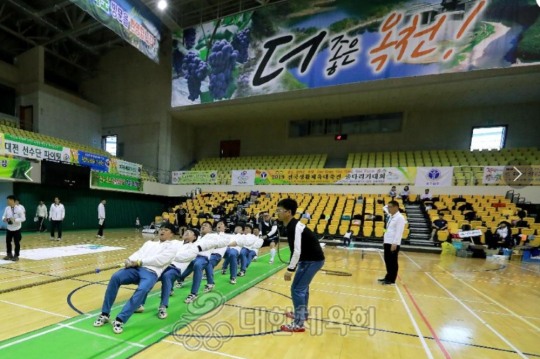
{"left": 193, "top": 102, "right": 540, "bottom": 159}
{"left": 81, "top": 44, "right": 174, "bottom": 170}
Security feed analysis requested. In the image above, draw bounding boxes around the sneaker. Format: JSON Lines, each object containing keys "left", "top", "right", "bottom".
{"left": 134, "top": 305, "right": 144, "bottom": 313}
{"left": 237, "top": 271, "right": 245, "bottom": 277}
{"left": 204, "top": 284, "right": 215, "bottom": 293}
{"left": 93, "top": 314, "right": 109, "bottom": 327}
{"left": 3, "top": 255, "right": 13, "bottom": 260}
{"left": 57, "top": 238, "right": 61, "bottom": 241}
{"left": 381, "top": 280, "right": 395, "bottom": 286}
{"left": 184, "top": 293, "right": 197, "bottom": 304}
{"left": 112, "top": 319, "right": 124, "bottom": 334}
{"left": 230, "top": 278, "right": 237, "bottom": 285}
{"left": 285, "top": 311, "right": 309, "bottom": 320}
{"left": 12, "top": 256, "right": 19, "bottom": 262}
{"left": 280, "top": 323, "right": 306, "bottom": 333}
{"left": 253, "top": 256, "right": 258, "bottom": 262}
{"left": 96, "top": 235, "right": 101, "bottom": 238}
{"left": 221, "top": 269, "right": 227, "bottom": 275}
{"left": 169, "top": 290, "right": 174, "bottom": 297}
{"left": 377, "top": 278, "right": 387, "bottom": 282}
{"left": 158, "top": 306, "right": 167, "bottom": 319}
{"left": 50, "top": 237, "right": 55, "bottom": 241}
{"left": 175, "top": 281, "right": 184, "bottom": 288}
{"left": 269, "top": 260, "right": 274, "bottom": 264}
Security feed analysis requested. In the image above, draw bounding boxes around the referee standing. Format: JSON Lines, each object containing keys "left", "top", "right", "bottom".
{"left": 379, "top": 200, "right": 406, "bottom": 285}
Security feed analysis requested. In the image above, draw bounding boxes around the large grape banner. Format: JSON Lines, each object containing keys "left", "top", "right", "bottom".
{"left": 171, "top": 0, "right": 540, "bottom": 107}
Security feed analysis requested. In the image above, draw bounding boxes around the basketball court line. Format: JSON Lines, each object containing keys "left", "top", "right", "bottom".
{"left": 0, "top": 299, "right": 70, "bottom": 318}
{"left": 403, "top": 253, "right": 528, "bottom": 358}
{"left": 435, "top": 263, "right": 540, "bottom": 332}
{"left": 0, "top": 249, "right": 290, "bottom": 359}
{"left": 376, "top": 252, "right": 434, "bottom": 359}
{"left": 161, "top": 339, "right": 247, "bottom": 359}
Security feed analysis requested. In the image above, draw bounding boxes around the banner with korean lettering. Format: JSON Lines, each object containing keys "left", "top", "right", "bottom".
{"left": 337, "top": 167, "right": 417, "bottom": 185}
{"left": 255, "top": 169, "right": 351, "bottom": 185}
{"left": 172, "top": 0, "right": 540, "bottom": 107}
{"left": 3, "top": 134, "right": 72, "bottom": 162}
{"left": 171, "top": 171, "right": 218, "bottom": 185}
{"left": 77, "top": 151, "right": 110, "bottom": 172}
{"left": 90, "top": 171, "right": 142, "bottom": 192}
{"left": 109, "top": 158, "right": 142, "bottom": 178}
{"left": 415, "top": 167, "right": 454, "bottom": 187}
{"left": 70, "top": 0, "right": 161, "bottom": 63}
{"left": 231, "top": 170, "right": 256, "bottom": 186}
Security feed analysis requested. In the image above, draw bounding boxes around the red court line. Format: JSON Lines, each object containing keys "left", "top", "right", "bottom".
{"left": 399, "top": 275, "right": 452, "bottom": 359}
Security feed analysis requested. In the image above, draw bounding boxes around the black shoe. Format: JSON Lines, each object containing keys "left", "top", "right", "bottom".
{"left": 3, "top": 255, "right": 13, "bottom": 260}
{"left": 12, "top": 256, "right": 19, "bottom": 261}
{"left": 377, "top": 278, "right": 387, "bottom": 282}
{"left": 381, "top": 280, "right": 395, "bottom": 285}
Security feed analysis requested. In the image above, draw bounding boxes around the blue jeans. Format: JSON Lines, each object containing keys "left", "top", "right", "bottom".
{"left": 291, "top": 260, "right": 324, "bottom": 327}
{"left": 180, "top": 256, "right": 209, "bottom": 295}
{"left": 101, "top": 267, "right": 158, "bottom": 323}
{"left": 222, "top": 248, "right": 239, "bottom": 279}
{"left": 240, "top": 248, "right": 257, "bottom": 272}
{"left": 205, "top": 253, "right": 222, "bottom": 285}
{"left": 141, "top": 265, "right": 181, "bottom": 308}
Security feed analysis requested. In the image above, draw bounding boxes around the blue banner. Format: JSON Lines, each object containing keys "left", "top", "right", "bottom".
{"left": 78, "top": 151, "right": 110, "bottom": 172}
{"left": 70, "top": 0, "right": 161, "bottom": 63}
{"left": 171, "top": 0, "right": 540, "bottom": 106}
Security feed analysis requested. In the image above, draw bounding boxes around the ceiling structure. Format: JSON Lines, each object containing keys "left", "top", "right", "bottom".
{"left": 0, "top": 0, "right": 284, "bottom": 92}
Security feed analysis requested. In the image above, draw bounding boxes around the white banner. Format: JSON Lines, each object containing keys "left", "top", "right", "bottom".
{"left": 482, "top": 166, "right": 505, "bottom": 185}
{"left": 231, "top": 170, "right": 256, "bottom": 186}
{"left": 4, "top": 138, "right": 70, "bottom": 162}
{"left": 415, "top": 167, "right": 454, "bottom": 187}
{"left": 112, "top": 158, "right": 142, "bottom": 178}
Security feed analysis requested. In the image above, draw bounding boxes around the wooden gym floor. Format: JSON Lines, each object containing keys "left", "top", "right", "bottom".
{"left": 0, "top": 229, "right": 539, "bottom": 359}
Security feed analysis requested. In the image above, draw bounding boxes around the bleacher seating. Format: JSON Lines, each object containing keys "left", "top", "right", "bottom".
{"left": 192, "top": 154, "right": 327, "bottom": 171}
{"left": 0, "top": 123, "right": 158, "bottom": 182}
{"left": 346, "top": 148, "right": 540, "bottom": 168}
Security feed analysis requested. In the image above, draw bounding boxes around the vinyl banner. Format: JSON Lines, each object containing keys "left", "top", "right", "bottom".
{"left": 109, "top": 158, "right": 142, "bottom": 178}
{"left": 415, "top": 167, "right": 454, "bottom": 187}
{"left": 231, "top": 170, "right": 256, "bottom": 185}
{"left": 3, "top": 133, "right": 71, "bottom": 162}
{"left": 172, "top": 0, "right": 540, "bottom": 106}
{"left": 70, "top": 0, "right": 161, "bottom": 63}
{"left": 77, "top": 151, "right": 110, "bottom": 172}
{"left": 483, "top": 165, "right": 540, "bottom": 185}
{"left": 90, "top": 171, "right": 142, "bottom": 192}
{"left": 0, "top": 156, "right": 34, "bottom": 181}
{"left": 171, "top": 170, "right": 218, "bottom": 184}
{"left": 336, "top": 167, "right": 416, "bottom": 185}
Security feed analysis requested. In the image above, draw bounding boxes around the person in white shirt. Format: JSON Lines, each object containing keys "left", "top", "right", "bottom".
{"left": 49, "top": 197, "right": 65, "bottom": 241}
{"left": 420, "top": 189, "right": 433, "bottom": 202}
{"left": 238, "top": 225, "right": 264, "bottom": 276}
{"left": 137, "top": 227, "right": 201, "bottom": 319}
{"left": 378, "top": 200, "right": 406, "bottom": 285}
{"left": 35, "top": 201, "right": 48, "bottom": 232}
{"left": 399, "top": 186, "right": 410, "bottom": 204}
{"left": 97, "top": 199, "right": 106, "bottom": 239}
{"left": 2, "top": 195, "right": 26, "bottom": 261}
{"left": 343, "top": 230, "right": 353, "bottom": 247}
{"left": 221, "top": 224, "right": 245, "bottom": 284}
{"left": 202, "top": 220, "right": 230, "bottom": 293}
{"left": 93, "top": 222, "right": 178, "bottom": 334}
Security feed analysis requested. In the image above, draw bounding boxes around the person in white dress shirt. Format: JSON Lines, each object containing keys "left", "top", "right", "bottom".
{"left": 97, "top": 199, "right": 106, "bottom": 239}
{"left": 378, "top": 200, "right": 406, "bottom": 285}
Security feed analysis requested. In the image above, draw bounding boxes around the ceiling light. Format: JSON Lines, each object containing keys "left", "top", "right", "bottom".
{"left": 157, "top": 0, "right": 167, "bottom": 10}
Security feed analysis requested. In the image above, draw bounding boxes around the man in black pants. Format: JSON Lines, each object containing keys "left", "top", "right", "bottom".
{"left": 379, "top": 200, "right": 406, "bottom": 285}
{"left": 277, "top": 198, "right": 325, "bottom": 333}
{"left": 2, "top": 195, "right": 26, "bottom": 261}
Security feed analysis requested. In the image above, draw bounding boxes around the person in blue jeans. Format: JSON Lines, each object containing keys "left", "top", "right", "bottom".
{"left": 137, "top": 228, "right": 201, "bottom": 318}
{"left": 277, "top": 198, "right": 325, "bottom": 333}
{"left": 238, "top": 226, "right": 264, "bottom": 276}
{"left": 221, "top": 225, "right": 244, "bottom": 284}
{"left": 93, "top": 223, "right": 178, "bottom": 334}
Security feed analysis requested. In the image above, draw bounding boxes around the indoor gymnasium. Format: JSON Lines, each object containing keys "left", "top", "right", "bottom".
{"left": 0, "top": 0, "right": 539, "bottom": 358}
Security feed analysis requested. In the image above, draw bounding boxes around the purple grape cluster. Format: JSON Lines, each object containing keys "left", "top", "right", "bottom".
{"left": 183, "top": 28, "right": 196, "bottom": 50}
{"left": 232, "top": 28, "right": 251, "bottom": 64}
{"left": 208, "top": 40, "right": 238, "bottom": 100}
{"left": 181, "top": 52, "right": 208, "bottom": 101}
